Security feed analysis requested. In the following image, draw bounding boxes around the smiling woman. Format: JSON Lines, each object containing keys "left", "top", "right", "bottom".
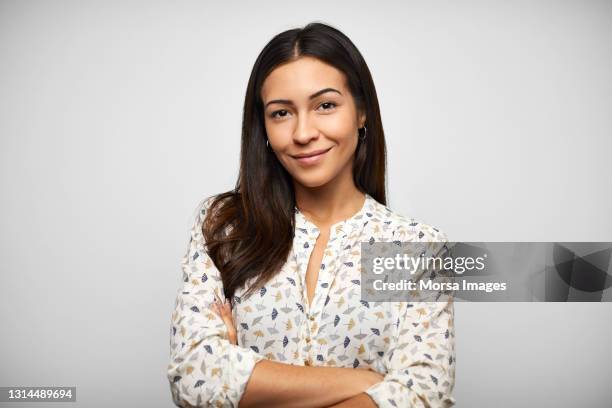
{"left": 262, "top": 59, "right": 365, "bottom": 186}
{"left": 167, "top": 22, "right": 455, "bottom": 408}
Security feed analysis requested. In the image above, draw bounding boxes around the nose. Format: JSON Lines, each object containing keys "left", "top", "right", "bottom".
{"left": 292, "top": 114, "right": 319, "bottom": 145}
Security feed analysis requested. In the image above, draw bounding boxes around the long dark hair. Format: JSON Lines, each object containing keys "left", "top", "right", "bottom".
{"left": 203, "top": 22, "right": 387, "bottom": 300}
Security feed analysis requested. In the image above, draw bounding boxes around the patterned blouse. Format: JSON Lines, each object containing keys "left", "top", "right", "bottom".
{"left": 167, "top": 193, "right": 456, "bottom": 407}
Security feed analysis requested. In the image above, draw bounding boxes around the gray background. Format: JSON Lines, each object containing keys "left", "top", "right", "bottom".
{"left": 1, "top": 0, "right": 611, "bottom": 407}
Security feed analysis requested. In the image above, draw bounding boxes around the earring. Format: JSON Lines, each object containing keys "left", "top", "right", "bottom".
{"left": 359, "top": 126, "right": 368, "bottom": 141}
{"left": 266, "top": 139, "right": 270, "bottom": 148}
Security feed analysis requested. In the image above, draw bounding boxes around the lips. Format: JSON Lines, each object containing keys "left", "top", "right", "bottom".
{"left": 291, "top": 146, "right": 333, "bottom": 165}
{"left": 292, "top": 147, "right": 333, "bottom": 159}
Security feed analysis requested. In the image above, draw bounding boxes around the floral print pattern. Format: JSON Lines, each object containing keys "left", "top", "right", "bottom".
{"left": 167, "top": 193, "right": 456, "bottom": 407}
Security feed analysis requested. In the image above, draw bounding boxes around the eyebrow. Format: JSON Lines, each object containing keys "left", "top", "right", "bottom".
{"left": 264, "top": 88, "right": 342, "bottom": 108}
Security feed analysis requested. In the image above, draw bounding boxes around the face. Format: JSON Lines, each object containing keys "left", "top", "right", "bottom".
{"left": 261, "top": 56, "right": 366, "bottom": 189}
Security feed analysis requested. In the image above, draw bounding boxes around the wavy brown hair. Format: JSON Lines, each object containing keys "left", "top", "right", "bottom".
{"left": 203, "top": 22, "right": 387, "bottom": 300}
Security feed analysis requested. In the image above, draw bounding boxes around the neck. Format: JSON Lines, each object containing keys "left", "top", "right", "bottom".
{"left": 293, "top": 165, "right": 365, "bottom": 228}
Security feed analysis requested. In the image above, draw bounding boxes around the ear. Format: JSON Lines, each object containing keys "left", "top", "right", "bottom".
{"left": 358, "top": 111, "right": 366, "bottom": 128}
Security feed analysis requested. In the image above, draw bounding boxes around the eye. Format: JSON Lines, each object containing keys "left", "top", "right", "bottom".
{"left": 270, "top": 109, "right": 290, "bottom": 119}
{"left": 318, "top": 102, "right": 337, "bottom": 111}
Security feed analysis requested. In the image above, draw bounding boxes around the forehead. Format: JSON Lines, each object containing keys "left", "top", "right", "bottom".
{"left": 261, "top": 57, "right": 348, "bottom": 101}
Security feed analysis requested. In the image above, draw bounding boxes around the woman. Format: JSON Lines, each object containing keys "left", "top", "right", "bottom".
{"left": 167, "top": 22, "right": 456, "bottom": 408}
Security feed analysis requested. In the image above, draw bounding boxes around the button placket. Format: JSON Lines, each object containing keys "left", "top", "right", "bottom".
{"left": 307, "top": 222, "right": 347, "bottom": 320}
{"left": 304, "top": 228, "right": 350, "bottom": 366}
{"left": 311, "top": 223, "right": 355, "bottom": 311}
{"left": 293, "top": 196, "right": 372, "bottom": 366}
{"left": 296, "top": 224, "right": 320, "bottom": 365}
{"left": 306, "top": 237, "right": 320, "bottom": 364}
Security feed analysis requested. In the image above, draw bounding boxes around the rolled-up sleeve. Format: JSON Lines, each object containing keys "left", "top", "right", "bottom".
{"left": 365, "top": 232, "right": 457, "bottom": 407}
{"left": 167, "top": 197, "right": 264, "bottom": 407}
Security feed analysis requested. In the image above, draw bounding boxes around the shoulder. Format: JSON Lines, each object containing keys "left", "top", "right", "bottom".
{"left": 192, "top": 192, "right": 235, "bottom": 225}
{"left": 190, "top": 192, "right": 239, "bottom": 242}
{"left": 187, "top": 195, "right": 212, "bottom": 246}
{"left": 189, "top": 193, "right": 224, "bottom": 243}
{"left": 369, "top": 198, "right": 449, "bottom": 243}
{"left": 191, "top": 194, "right": 217, "bottom": 226}
{"left": 194, "top": 194, "right": 218, "bottom": 223}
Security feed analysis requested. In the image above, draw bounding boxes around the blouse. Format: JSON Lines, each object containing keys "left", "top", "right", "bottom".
{"left": 167, "top": 193, "right": 456, "bottom": 408}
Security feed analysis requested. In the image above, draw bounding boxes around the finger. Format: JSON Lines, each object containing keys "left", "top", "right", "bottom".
{"left": 225, "top": 322, "right": 237, "bottom": 345}
{"left": 216, "top": 303, "right": 237, "bottom": 336}
{"left": 220, "top": 301, "right": 238, "bottom": 344}
{"left": 219, "top": 301, "right": 234, "bottom": 322}
{"left": 209, "top": 297, "right": 230, "bottom": 322}
{"left": 219, "top": 304, "right": 236, "bottom": 333}
{"left": 210, "top": 301, "right": 221, "bottom": 317}
{"left": 210, "top": 302, "right": 236, "bottom": 343}
{"left": 213, "top": 289, "right": 223, "bottom": 305}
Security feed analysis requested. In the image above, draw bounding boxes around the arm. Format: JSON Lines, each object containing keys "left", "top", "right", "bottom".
{"left": 327, "top": 393, "right": 378, "bottom": 408}
{"left": 240, "top": 361, "right": 383, "bottom": 408}
{"left": 364, "top": 237, "right": 457, "bottom": 408}
{"left": 211, "top": 297, "right": 384, "bottom": 408}
{"left": 168, "top": 197, "right": 383, "bottom": 407}
{"left": 167, "top": 197, "right": 264, "bottom": 407}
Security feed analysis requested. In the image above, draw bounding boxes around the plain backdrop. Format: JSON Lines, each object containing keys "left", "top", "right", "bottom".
{"left": 1, "top": 0, "right": 611, "bottom": 407}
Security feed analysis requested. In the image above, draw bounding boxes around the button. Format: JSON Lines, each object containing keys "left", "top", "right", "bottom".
{"left": 308, "top": 315, "right": 315, "bottom": 321}
{"left": 305, "top": 337, "right": 311, "bottom": 343}
{"left": 304, "top": 359, "right": 311, "bottom": 366}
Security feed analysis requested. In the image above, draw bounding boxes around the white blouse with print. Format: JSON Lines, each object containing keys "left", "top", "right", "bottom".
{"left": 167, "top": 193, "right": 456, "bottom": 408}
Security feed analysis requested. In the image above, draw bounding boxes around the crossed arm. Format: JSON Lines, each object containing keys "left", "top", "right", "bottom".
{"left": 169, "top": 199, "right": 455, "bottom": 407}
{"left": 168, "top": 200, "right": 382, "bottom": 407}
{"left": 211, "top": 295, "right": 380, "bottom": 408}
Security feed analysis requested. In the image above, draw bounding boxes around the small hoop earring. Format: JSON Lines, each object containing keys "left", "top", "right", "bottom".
{"left": 359, "top": 126, "right": 367, "bottom": 141}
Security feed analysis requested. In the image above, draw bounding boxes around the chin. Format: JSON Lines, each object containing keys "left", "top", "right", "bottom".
{"left": 292, "top": 174, "right": 334, "bottom": 189}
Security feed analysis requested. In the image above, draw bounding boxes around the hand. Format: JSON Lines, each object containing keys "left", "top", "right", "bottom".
{"left": 211, "top": 290, "right": 238, "bottom": 345}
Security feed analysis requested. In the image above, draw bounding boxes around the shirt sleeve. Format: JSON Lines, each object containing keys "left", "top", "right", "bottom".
{"left": 167, "top": 196, "right": 265, "bottom": 407}
{"left": 365, "top": 230, "right": 457, "bottom": 408}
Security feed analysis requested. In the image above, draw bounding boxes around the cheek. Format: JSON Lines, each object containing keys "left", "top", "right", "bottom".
{"left": 265, "top": 121, "right": 293, "bottom": 147}
{"left": 331, "top": 137, "right": 358, "bottom": 169}
{"left": 320, "top": 110, "right": 356, "bottom": 137}
{"left": 327, "top": 120, "right": 358, "bottom": 156}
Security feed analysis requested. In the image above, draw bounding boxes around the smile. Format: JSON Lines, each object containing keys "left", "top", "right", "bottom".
{"left": 291, "top": 147, "right": 333, "bottom": 166}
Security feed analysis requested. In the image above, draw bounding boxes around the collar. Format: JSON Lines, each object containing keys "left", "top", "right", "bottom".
{"left": 294, "top": 193, "right": 376, "bottom": 239}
